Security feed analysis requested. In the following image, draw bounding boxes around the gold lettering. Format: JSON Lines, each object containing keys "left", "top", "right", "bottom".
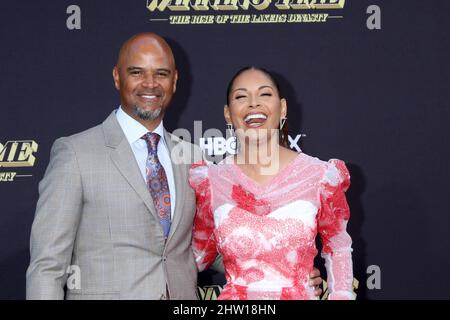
{"left": 274, "top": 0, "right": 290, "bottom": 10}
{"left": 146, "top": 0, "right": 345, "bottom": 12}
{"left": 290, "top": 0, "right": 313, "bottom": 10}
{"left": 197, "top": 287, "right": 206, "bottom": 300}
{"left": 229, "top": 14, "right": 251, "bottom": 23}
{"left": 251, "top": 0, "right": 271, "bottom": 10}
{"left": 316, "top": 0, "right": 345, "bottom": 9}
{"left": 251, "top": 13, "right": 286, "bottom": 23}
{"left": 168, "top": 0, "right": 191, "bottom": 11}
{"left": 204, "top": 287, "right": 219, "bottom": 300}
{"left": 191, "top": 15, "right": 215, "bottom": 23}
{"left": 191, "top": 0, "right": 210, "bottom": 10}
{"left": 147, "top": 0, "right": 172, "bottom": 11}
{"left": 0, "top": 172, "right": 17, "bottom": 182}
{"left": 211, "top": 0, "right": 240, "bottom": 11}
{"left": 275, "top": 0, "right": 345, "bottom": 10}
{"left": 7, "top": 142, "right": 18, "bottom": 162}
{"left": 169, "top": 15, "right": 191, "bottom": 23}
{"left": 0, "top": 141, "right": 38, "bottom": 168}
{"left": 17, "top": 141, "right": 38, "bottom": 167}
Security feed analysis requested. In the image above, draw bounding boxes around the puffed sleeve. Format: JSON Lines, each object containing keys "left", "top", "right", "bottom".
{"left": 189, "top": 162, "right": 218, "bottom": 272}
{"left": 318, "top": 159, "right": 355, "bottom": 300}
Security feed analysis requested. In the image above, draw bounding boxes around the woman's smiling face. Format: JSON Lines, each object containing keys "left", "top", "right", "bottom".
{"left": 225, "top": 68, "right": 287, "bottom": 143}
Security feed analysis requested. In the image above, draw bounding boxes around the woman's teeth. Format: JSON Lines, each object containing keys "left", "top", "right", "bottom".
{"left": 243, "top": 113, "right": 268, "bottom": 127}
{"left": 244, "top": 113, "right": 267, "bottom": 123}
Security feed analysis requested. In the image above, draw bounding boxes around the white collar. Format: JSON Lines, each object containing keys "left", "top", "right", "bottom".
{"left": 116, "top": 106, "right": 167, "bottom": 146}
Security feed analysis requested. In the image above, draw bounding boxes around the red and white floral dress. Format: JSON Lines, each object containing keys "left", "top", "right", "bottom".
{"left": 189, "top": 153, "right": 354, "bottom": 300}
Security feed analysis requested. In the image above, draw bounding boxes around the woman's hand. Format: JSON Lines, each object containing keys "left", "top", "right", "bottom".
{"left": 309, "top": 268, "right": 323, "bottom": 297}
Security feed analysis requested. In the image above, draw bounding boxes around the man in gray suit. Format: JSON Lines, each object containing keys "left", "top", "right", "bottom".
{"left": 26, "top": 32, "right": 323, "bottom": 299}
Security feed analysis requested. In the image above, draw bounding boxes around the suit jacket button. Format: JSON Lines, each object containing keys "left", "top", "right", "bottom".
{"left": 160, "top": 294, "right": 166, "bottom": 300}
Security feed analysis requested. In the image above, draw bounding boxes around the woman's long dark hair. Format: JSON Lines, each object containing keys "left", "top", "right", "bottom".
{"left": 226, "top": 66, "right": 289, "bottom": 148}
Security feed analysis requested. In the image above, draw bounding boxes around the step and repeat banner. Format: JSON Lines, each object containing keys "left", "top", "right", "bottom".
{"left": 1, "top": 0, "right": 449, "bottom": 299}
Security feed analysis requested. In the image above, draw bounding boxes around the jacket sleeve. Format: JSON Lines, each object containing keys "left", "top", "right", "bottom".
{"left": 26, "top": 137, "right": 83, "bottom": 300}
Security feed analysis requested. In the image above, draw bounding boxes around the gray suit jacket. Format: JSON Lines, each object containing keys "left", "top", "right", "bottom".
{"left": 26, "top": 111, "right": 203, "bottom": 300}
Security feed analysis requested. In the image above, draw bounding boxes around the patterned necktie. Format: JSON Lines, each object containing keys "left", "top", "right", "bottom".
{"left": 142, "top": 132, "right": 171, "bottom": 240}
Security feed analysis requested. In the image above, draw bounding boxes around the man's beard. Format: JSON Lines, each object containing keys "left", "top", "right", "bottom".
{"left": 132, "top": 105, "right": 162, "bottom": 121}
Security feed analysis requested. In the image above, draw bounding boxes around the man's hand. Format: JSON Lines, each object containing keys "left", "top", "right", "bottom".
{"left": 309, "top": 268, "right": 323, "bottom": 297}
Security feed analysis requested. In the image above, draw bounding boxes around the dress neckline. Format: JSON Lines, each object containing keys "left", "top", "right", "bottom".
{"left": 227, "top": 152, "right": 304, "bottom": 194}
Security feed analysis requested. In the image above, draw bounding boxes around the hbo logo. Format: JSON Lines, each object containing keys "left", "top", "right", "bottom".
{"left": 199, "top": 137, "right": 237, "bottom": 156}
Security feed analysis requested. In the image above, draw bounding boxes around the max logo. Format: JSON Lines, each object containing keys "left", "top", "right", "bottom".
{"left": 0, "top": 140, "right": 38, "bottom": 167}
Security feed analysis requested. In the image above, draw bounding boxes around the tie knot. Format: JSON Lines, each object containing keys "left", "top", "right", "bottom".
{"left": 142, "top": 132, "right": 161, "bottom": 153}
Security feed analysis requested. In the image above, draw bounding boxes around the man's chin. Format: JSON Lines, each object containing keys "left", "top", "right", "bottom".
{"left": 133, "top": 105, "right": 163, "bottom": 121}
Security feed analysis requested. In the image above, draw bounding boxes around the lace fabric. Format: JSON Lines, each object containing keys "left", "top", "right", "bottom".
{"left": 189, "top": 153, "right": 354, "bottom": 300}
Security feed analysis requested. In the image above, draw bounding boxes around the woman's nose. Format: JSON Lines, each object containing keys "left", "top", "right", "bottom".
{"left": 248, "top": 95, "right": 260, "bottom": 108}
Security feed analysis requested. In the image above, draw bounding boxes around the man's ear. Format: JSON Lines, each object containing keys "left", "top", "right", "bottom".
{"left": 280, "top": 98, "right": 287, "bottom": 119}
{"left": 224, "top": 105, "right": 232, "bottom": 125}
{"left": 172, "top": 69, "right": 178, "bottom": 93}
{"left": 113, "top": 66, "right": 120, "bottom": 90}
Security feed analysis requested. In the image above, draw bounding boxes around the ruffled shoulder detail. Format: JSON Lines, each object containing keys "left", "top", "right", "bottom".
{"left": 321, "top": 159, "right": 351, "bottom": 192}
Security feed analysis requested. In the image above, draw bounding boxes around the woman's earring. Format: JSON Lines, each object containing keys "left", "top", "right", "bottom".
{"left": 280, "top": 117, "right": 287, "bottom": 130}
{"left": 226, "top": 123, "right": 234, "bottom": 136}
{"left": 226, "top": 123, "right": 239, "bottom": 154}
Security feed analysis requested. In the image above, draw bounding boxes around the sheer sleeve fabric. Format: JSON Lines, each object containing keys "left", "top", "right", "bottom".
{"left": 189, "top": 162, "right": 218, "bottom": 272}
{"left": 318, "top": 159, "right": 355, "bottom": 300}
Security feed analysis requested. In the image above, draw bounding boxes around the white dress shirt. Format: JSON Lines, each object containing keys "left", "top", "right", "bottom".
{"left": 116, "top": 107, "right": 176, "bottom": 218}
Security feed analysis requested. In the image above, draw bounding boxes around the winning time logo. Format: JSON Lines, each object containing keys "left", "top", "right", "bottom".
{"left": 0, "top": 140, "right": 38, "bottom": 182}
{"left": 146, "top": 0, "right": 346, "bottom": 25}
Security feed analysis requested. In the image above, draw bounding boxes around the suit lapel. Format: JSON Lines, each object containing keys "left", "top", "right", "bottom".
{"left": 102, "top": 111, "right": 160, "bottom": 222}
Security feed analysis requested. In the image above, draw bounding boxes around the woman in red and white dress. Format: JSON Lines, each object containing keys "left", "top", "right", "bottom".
{"left": 189, "top": 67, "right": 354, "bottom": 300}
